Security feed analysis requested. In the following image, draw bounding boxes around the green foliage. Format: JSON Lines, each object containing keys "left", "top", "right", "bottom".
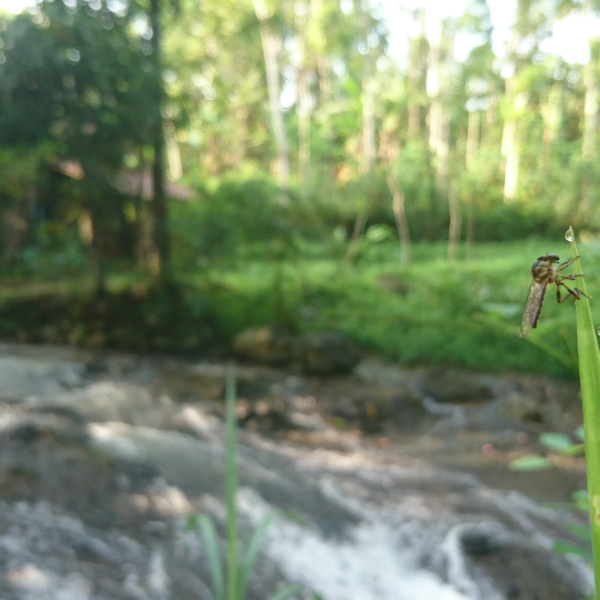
{"left": 0, "top": 282, "right": 211, "bottom": 352}
{"left": 171, "top": 176, "right": 301, "bottom": 271}
{"left": 0, "top": 1, "right": 155, "bottom": 159}
{"left": 568, "top": 227, "right": 600, "bottom": 597}
{"left": 4, "top": 239, "right": 599, "bottom": 378}
{"left": 509, "top": 455, "right": 553, "bottom": 471}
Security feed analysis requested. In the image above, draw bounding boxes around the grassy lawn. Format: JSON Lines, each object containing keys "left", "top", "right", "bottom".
{"left": 2, "top": 237, "right": 599, "bottom": 379}
{"left": 189, "top": 238, "right": 600, "bottom": 378}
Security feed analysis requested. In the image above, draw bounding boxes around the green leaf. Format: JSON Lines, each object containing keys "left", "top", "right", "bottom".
{"left": 267, "top": 584, "right": 304, "bottom": 600}
{"left": 237, "top": 513, "right": 279, "bottom": 600}
{"left": 196, "top": 514, "right": 225, "bottom": 600}
{"left": 280, "top": 510, "right": 308, "bottom": 527}
{"left": 553, "top": 540, "right": 592, "bottom": 561}
{"left": 539, "top": 433, "right": 574, "bottom": 452}
{"left": 562, "top": 522, "right": 592, "bottom": 541}
{"left": 509, "top": 455, "right": 553, "bottom": 471}
{"left": 564, "top": 443, "right": 585, "bottom": 457}
{"left": 186, "top": 513, "right": 201, "bottom": 532}
{"left": 572, "top": 489, "right": 590, "bottom": 512}
{"left": 568, "top": 226, "right": 600, "bottom": 591}
{"left": 225, "top": 363, "right": 239, "bottom": 600}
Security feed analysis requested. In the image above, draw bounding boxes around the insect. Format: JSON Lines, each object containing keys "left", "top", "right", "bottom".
{"left": 520, "top": 253, "right": 589, "bottom": 339}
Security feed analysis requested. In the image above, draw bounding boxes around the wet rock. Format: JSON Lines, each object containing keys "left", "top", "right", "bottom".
{"left": 441, "top": 522, "right": 590, "bottom": 600}
{"left": 0, "top": 501, "right": 172, "bottom": 600}
{"left": 419, "top": 368, "right": 493, "bottom": 403}
{"left": 56, "top": 364, "right": 85, "bottom": 390}
{"left": 233, "top": 325, "right": 295, "bottom": 366}
{"left": 501, "top": 392, "right": 544, "bottom": 423}
{"left": 233, "top": 326, "right": 360, "bottom": 375}
{"left": 457, "top": 524, "right": 503, "bottom": 556}
{"left": 187, "top": 363, "right": 226, "bottom": 400}
{"left": 297, "top": 332, "right": 360, "bottom": 375}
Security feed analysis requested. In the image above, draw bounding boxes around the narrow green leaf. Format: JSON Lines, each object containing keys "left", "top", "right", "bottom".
{"left": 568, "top": 226, "right": 600, "bottom": 595}
{"left": 562, "top": 522, "right": 593, "bottom": 542}
{"left": 186, "top": 513, "right": 201, "bottom": 532}
{"left": 267, "top": 583, "right": 304, "bottom": 600}
{"left": 564, "top": 443, "right": 585, "bottom": 457}
{"left": 573, "top": 490, "right": 590, "bottom": 512}
{"left": 225, "top": 363, "right": 239, "bottom": 600}
{"left": 280, "top": 510, "right": 308, "bottom": 527}
{"left": 197, "top": 514, "right": 225, "bottom": 600}
{"left": 553, "top": 540, "right": 592, "bottom": 561}
{"left": 237, "top": 513, "right": 278, "bottom": 600}
{"left": 539, "top": 433, "right": 574, "bottom": 452}
{"left": 509, "top": 455, "right": 553, "bottom": 471}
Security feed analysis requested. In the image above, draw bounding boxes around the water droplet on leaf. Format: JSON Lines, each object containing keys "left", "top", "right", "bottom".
{"left": 565, "top": 230, "right": 573, "bottom": 242}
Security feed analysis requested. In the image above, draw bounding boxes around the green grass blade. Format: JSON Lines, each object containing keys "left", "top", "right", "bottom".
{"left": 195, "top": 514, "right": 226, "bottom": 600}
{"left": 509, "top": 455, "right": 553, "bottom": 471}
{"left": 553, "top": 540, "right": 592, "bottom": 561}
{"left": 225, "top": 363, "right": 239, "bottom": 600}
{"left": 237, "top": 513, "right": 278, "bottom": 599}
{"left": 567, "top": 226, "right": 600, "bottom": 598}
{"left": 267, "top": 583, "right": 304, "bottom": 600}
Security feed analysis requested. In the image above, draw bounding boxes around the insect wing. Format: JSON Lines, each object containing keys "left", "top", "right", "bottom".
{"left": 520, "top": 280, "right": 548, "bottom": 338}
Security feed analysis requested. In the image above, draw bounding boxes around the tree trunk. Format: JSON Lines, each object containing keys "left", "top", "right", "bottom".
{"left": 296, "top": 0, "right": 311, "bottom": 198}
{"left": 407, "top": 23, "right": 426, "bottom": 143}
{"left": 465, "top": 194, "right": 476, "bottom": 263}
{"left": 582, "top": 26, "right": 598, "bottom": 160}
{"left": 80, "top": 201, "right": 106, "bottom": 297}
{"left": 345, "top": 211, "right": 369, "bottom": 262}
{"left": 501, "top": 90, "right": 527, "bottom": 203}
{"left": 361, "top": 72, "right": 376, "bottom": 175}
{"left": 386, "top": 171, "right": 411, "bottom": 266}
{"left": 149, "top": 0, "right": 171, "bottom": 279}
{"left": 465, "top": 108, "right": 479, "bottom": 262}
{"left": 253, "top": 0, "right": 290, "bottom": 198}
{"left": 165, "top": 121, "right": 183, "bottom": 181}
{"left": 466, "top": 108, "right": 480, "bottom": 170}
{"left": 447, "top": 188, "right": 461, "bottom": 263}
{"left": 310, "top": 0, "right": 330, "bottom": 105}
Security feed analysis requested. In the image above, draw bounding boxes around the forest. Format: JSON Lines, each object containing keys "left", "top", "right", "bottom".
{"left": 0, "top": 0, "right": 599, "bottom": 378}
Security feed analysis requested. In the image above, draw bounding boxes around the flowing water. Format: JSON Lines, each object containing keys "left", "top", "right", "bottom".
{"left": 0, "top": 344, "right": 592, "bottom": 600}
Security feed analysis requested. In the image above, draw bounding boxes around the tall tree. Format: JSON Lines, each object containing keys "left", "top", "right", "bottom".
{"left": 0, "top": 0, "right": 155, "bottom": 292}
{"left": 253, "top": 0, "right": 291, "bottom": 197}
{"left": 148, "top": 0, "right": 172, "bottom": 278}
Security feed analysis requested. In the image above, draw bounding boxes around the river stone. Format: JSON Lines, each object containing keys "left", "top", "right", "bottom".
{"left": 297, "top": 332, "right": 360, "bottom": 375}
{"left": 418, "top": 368, "right": 493, "bottom": 403}
{"left": 232, "top": 325, "right": 295, "bottom": 366}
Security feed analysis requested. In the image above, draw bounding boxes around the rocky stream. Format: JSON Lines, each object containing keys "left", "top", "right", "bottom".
{"left": 0, "top": 342, "right": 593, "bottom": 600}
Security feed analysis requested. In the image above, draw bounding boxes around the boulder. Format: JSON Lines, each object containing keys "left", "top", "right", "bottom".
{"left": 418, "top": 368, "right": 493, "bottom": 403}
{"left": 232, "top": 324, "right": 295, "bottom": 366}
{"left": 297, "top": 331, "right": 360, "bottom": 375}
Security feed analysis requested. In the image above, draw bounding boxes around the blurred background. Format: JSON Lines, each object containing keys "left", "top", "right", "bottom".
{"left": 1, "top": 1, "right": 600, "bottom": 598}
{"left": 1, "top": 0, "right": 600, "bottom": 377}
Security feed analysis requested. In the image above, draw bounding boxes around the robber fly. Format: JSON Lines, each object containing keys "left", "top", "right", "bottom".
{"left": 520, "top": 254, "right": 588, "bottom": 339}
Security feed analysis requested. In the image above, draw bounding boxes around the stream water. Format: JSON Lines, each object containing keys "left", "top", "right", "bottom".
{"left": 0, "top": 343, "right": 593, "bottom": 600}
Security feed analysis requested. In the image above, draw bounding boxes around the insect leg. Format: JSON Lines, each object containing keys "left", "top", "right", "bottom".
{"left": 556, "top": 255, "right": 580, "bottom": 273}
{"left": 556, "top": 280, "right": 590, "bottom": 303}
{"left": 559, "top": 274, "right": 584, "bottom": 281}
